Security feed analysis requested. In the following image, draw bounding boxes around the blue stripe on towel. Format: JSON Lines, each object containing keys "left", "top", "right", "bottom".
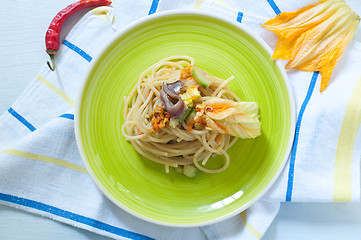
{"left": 148, "top": 0, "right": 160, "bottom": 15}
{"left": 59, "top": 113, "right": 74, "bottom": 120}
{"left": 0, "top": 193, "right": 154, "bottom": 240}
{"left": 62, "top": 40, "right": 92, "bottom": 62}
{"left": 8, "top": 107, "right": 36, "bottom": 132}
{"left": 266, "top": 0, "right": 281, "bottom": 15}
{"left": 286, "top": 71, "right": 319, "bottom": 202}
{"left": 236, "top": 12, "right": 244, "bottom": 23}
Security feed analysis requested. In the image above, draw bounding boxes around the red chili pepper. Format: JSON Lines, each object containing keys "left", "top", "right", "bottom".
{"left": 45, "top": 0, "right": 112, "bottom": 71}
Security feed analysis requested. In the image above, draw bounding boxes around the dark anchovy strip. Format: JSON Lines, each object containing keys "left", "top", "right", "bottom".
{"left": 167, "top": 80, "right": 184, "bottom": 93}
{"left": 160, "top": 80, "right": 187, "bottom": 118}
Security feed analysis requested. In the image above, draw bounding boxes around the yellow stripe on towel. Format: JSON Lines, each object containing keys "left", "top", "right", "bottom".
{"left": 194, "top": 0, "right": 203, "bottom": 9}
{"left": 334, "top": 77, "right": 361, "bottom": 202}
{"left": 36, "top": 74, "right": 75, "bottom": 107}
{"left": 216, "top": 0, "right": 226, "bottom": 6}
{"left": 2, "top": 149, "right": 87, "bottom": 174}
{"left": 195, "top": 0, "right": 225, "bottom": 9}
{"left": 240, "top": 211, "right": 262, "bottom": 239}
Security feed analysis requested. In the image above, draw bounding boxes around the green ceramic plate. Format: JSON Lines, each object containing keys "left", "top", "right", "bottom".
{"left": 75, "top": 11, "right": 295, "bottom": 227}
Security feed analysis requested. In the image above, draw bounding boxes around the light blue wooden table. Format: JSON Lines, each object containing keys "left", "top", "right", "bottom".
{"left": 1, "top": 1, "right": 360, "bottom": 239}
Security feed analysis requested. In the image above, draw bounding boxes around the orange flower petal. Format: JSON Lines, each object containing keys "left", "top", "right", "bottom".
{"left": 262, "top": 0, "right": 360, "bottom": 92}
{"left": 195, "top": 98, "right": 261, "bottom": 138}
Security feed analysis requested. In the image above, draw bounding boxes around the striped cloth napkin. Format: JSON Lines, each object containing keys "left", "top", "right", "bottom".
{"left": 0, "top": 0, "right": 360, "bottom": 239}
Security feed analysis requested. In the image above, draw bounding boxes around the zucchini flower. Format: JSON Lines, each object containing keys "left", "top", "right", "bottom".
{"left": 180, "top": 85, "right": 201, "bottom": 107}
{"left": 262, "top": 0, "right": 360, "bottom": 92}
{"left": 195, "top": 98, "right": 261, "bottom": 138}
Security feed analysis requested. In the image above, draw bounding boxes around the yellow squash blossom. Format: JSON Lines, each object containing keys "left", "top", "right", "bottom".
{"left": 195, "top": 98, "right": 261, "bottom": 138}
{"left": 262, "top": 0, "right": 360, "bottom": 92}
{"left": 180, "top": 85, "right": 200, "bottom": 107}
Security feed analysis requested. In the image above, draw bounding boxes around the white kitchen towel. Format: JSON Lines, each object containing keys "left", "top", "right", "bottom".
{"left": 0, "top": 0, "right": 360, "bottom": 240}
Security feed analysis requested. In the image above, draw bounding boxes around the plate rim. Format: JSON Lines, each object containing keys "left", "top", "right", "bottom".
{"left": 74, "top": 9, "right": 296, "bottom": 227}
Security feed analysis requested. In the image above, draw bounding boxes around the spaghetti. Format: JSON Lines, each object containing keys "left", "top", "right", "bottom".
{"left": 121, "top": 56, "right": 261, "bottom": 175}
